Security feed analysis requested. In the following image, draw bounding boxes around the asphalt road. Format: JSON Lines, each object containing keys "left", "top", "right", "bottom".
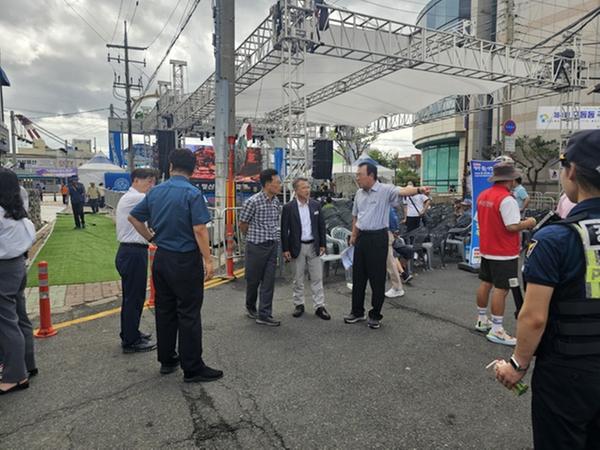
{"left": 0, "top": 265, "right": 533, "bottom": 449}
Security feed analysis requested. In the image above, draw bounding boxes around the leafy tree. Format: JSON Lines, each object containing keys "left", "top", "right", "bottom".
{"left": 368, "top": 149, "right": 420, "bottom": 185}
{"left": 329, "top": 126, "right": 375, "bottom": 165}
{"left": 512, "top": 135, "right": 559, "bottom": 192}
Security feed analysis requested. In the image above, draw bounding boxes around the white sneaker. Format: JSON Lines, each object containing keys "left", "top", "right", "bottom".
{"left": 346, "top": 283, "right": 353, "bottom": 290}
{"left": 486, "top": 328, "right": 517, "bottom": 346}
{"left": 385, "top": 288, "right": 405, "bottom": 298}
{"left": 475, "top": 317, "right": 492, "bottom": 333}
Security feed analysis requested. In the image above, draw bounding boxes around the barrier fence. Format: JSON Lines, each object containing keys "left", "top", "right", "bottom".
{"left": 106, "top": 190, "right": 245, "bottom": 278}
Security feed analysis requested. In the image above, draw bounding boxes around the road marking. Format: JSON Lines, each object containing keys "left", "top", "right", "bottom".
{"left": 52, "top": 268, "right": 245, "bottom": 331}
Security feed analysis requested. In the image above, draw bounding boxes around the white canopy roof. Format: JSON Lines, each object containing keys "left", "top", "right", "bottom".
{"left": 236, "top": 25, "right": 508, "bottom": 127}
{"left": 78, "top": 155, "right": 125, "bottom": 187}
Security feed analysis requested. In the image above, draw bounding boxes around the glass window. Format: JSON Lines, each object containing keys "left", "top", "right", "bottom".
{"left": 421, "top": 141, "right": 460, "bottom": 193}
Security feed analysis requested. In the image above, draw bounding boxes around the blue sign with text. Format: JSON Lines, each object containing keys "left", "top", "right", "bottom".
{"left": 468, "top": 160, "right": 497, "bottom": 268}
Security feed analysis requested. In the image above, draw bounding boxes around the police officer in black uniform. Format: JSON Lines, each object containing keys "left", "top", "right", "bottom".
{"left": 495, "top": 129, "right": 600, "bottom": 449}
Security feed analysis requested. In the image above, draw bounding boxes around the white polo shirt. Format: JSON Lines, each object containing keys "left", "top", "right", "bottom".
{"left": 0, "top": 207, "right": 36, "bottom": 259}
{"left": 116, "top": 187, "right": 147, "bottom": 245}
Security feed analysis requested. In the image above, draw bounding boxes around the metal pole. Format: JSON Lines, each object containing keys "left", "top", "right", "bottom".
{"left": 124, "top": 21, "right": 135, "bottom": 171}
{"left": 0, "top": 85, "right": 4, "bottom": 124}
{"left": 214, "top": 0, "right": 235, "bottom": 212}
{"left": 10, "top": 110, "right": 16, "bottom": 166}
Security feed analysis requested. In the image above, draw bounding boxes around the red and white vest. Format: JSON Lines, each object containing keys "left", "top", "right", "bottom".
{"left": 477, "top": 184, "right": 520, "bottom": 257}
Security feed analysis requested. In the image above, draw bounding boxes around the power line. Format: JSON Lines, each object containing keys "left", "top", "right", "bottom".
{"left": 138, "top": 0, "right": 203, "bottom": 100}
{"left": 111, "top": 0, "right": 125, "bottom": 42}
{"left": 29, "top": 108, "right": 109, "bottom": 120}
{"left": 361, "top": 0, "right": 421, "bottom": 13}
{"left": 146, "top": 0, "right": 185, "bottom": 48}
{"left": 63, "top": 0, "right": 107, "bottom": 42}
{"left": 129, "top": 0, "right": 140, "bottom": 29}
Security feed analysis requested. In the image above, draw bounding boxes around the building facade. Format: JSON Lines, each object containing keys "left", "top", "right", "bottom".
{"left": 414, "top": 0, "right": 599, "bottom": 194}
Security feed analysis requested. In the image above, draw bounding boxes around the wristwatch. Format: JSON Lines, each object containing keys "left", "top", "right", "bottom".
{"left": 416, "top": 187, "right": 422, "bottom": 194}
{"left": 509, "top": 355, "right": 528, "bottom": 372}
{"left": 148, "top": 234, "right": 155, "bottom": 243}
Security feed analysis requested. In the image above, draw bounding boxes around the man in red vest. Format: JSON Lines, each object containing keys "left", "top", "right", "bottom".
{"left": 475, "top": 162, "right": 537, "bottom": 345}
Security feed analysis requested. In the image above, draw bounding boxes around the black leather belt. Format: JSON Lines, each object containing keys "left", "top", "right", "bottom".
{"left": 301, "top": 239, "right": 314, "bottom": 244}
{"left": 120, "top": 242, "right": 149, "bottom": 249}
{"left": 359, "top": 228, "right": 388, "bottom": 235}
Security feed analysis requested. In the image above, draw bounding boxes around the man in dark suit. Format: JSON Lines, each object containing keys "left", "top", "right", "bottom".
{"left": 281, "top": 177, "right": 330, "bottom": 320}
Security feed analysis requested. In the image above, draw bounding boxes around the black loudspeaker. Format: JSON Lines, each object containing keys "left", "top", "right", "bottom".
{"left": 312, "top": 139, "right": 333, "bottom": 180}
{"left": 157, "top": 130, "right": 176, "bottom": 179}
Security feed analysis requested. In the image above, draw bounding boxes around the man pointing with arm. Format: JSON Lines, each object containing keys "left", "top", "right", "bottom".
{"left": 344, "top": 162, "right": 431, "bottom": 329}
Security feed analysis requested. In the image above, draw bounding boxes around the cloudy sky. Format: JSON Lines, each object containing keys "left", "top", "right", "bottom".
{"left": 0, "top": 0, "right": 427, "bottom": 156}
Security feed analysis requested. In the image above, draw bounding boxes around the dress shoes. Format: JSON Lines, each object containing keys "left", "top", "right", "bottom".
{"left": 315, "top": 306, "right": 331, "bottom": 320}
{"left": 292, "top": 304, "right": 305, "bottom": 318}
{"left": 183, "top": 366, "right": 224, "bottom": 383}
{"left": 0, "top": 381, "right": 29, "bottom": 395}
{"left": 122, "top": 338, "right": 157, "bottom": 354}
{"left": 139, "top": 331, "right": 153, "bottom": 340}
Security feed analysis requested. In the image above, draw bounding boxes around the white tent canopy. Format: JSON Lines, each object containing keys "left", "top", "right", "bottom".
{"left": 77, "top": 155, "right": 125, "bottom": 188}
{"left": 235, "top": 24, "right": 508, "bottom": 128}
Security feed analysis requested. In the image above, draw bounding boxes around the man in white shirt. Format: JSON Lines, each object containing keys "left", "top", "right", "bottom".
{"left": 115, "top": 168, "right": 157, "bottom": 353}
{"left": 403, "top": 181, "right": 431, "bottom": 232}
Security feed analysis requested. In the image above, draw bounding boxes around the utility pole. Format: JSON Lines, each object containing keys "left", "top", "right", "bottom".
{"left": 214, "top": 0, "right": 236, "bottom": 277}
{"left": 107, "top": 21, "right": 146, "bottom": 172}
{"left": 214, "top": 0, "right": 235, "bottom": 211}
{"left": 10, "top": 110, "right": 16, "bottom": 166}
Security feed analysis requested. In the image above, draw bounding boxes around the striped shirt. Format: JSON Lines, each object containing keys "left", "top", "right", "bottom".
{"left": 240, "top": 191, "right": 281, "bottom": 244}
{"left": 352, "top": 181, "right": 401, "bottom": 230}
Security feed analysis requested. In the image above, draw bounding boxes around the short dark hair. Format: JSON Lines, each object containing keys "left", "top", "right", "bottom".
{"left": 515, "top": 177, "right": 522, "bottom": 184}
{"left": 131, "top": 168, "right": 157, "bottom": 182}
{"left": 170, "top": 148, "right": 196, "bottom": 175}
{"left": 358, "top": 162, "right": 377, "bottom": 180}
{"left": 292, "top": 177, "right": 309, "bottom": 190}
{"left": 574, "top": 163, "right": 600, "bottom": 193}
{"left": 260, "top": 168, "right": 279, "bottom": 187}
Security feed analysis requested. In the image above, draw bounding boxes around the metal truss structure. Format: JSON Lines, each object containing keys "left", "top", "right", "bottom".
{"left": 141, "top": 0, "right": 588, "bottom": 177}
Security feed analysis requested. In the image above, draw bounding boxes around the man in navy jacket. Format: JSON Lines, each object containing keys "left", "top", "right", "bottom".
{"left": 281, "top": 177, "right": 330, "bottom": 320}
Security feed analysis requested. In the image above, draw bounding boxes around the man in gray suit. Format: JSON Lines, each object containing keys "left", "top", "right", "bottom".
{"left": 281, "top": 178, "right": 330, "bottom": 320}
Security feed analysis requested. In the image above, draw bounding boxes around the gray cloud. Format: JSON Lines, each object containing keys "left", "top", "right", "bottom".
{"left": 1, "top": 0, "right": 422, "bottom": 154}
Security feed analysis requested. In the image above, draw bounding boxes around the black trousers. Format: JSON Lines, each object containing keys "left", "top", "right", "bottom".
{"left": 62, "top": 194, "right": 68, "bottom": 205}
{"left": 90, "top": 199, "right": 99, "bottom": 214}
{"left": 153, "top": 247, "right": 205, "bottom": 374}
{"left": 405, "top": 216, "right": 423, "bottom": 232}
{"left": 72, "top": 202, "right": 85, "bottom": 228}
{"left": 351, "top": 229, "right": 388, "bottom": 320}
{"left": 532, "top": 360, "right": 600, "bottom": 450}
{"left": 115, "top": 244, "right": 148, "bottom": 346}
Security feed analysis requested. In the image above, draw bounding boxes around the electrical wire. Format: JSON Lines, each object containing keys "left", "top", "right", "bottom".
{"left": 29, "top": 108, "right": 110, "bottom": 120}
{"left": 110, "top": 0, "right": 125, "bottom": 42}
{"left": 137, "top": 0, "right": 203, "bottom": 100}
{"left": 63, "top": 0, "right": 108, "bottom": 42}
{"left": 146, "top": 0, "right": 185, "bottom": 48}
{"left": 129, "top": 0, "right": 140, "bottom": 28}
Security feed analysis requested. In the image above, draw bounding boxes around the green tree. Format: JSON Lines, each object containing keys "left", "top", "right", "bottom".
{"left": 368, "top": 149, "right": 420, "bottom": 185}
{"left": 512, "top": 135, "right": 559, "bottom": 192}
{"left": 329, "top": 126, "right": 375, "bottom": 165}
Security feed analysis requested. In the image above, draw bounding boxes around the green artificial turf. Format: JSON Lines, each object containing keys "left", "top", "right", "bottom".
{"left": 27, "top": 214, "right": 120, "bottom": 287}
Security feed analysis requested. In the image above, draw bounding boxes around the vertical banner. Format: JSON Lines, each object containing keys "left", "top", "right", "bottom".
{"left": 468, "top": 160, "right": 497, "bottom": 268}
{"left": 274, "top": 147, "right": 285, "bottom": 177}
{"left": 109, "top": 132, "right": 124, "bottom": 167}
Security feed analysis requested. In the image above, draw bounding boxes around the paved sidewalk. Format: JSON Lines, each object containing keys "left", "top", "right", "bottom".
{"left": 24, "top": 282, "right": 122, "bottom": 318}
